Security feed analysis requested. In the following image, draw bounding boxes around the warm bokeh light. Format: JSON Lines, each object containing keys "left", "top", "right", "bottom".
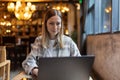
{"left": 65, "top": 29, "right": 69, "bottom": 35}
{"left": 7, "top": 1, "right": 36, "bottom": 20}
{"left": 105, "top": 6, "right": 112, "bottom": 13}
{"left": 52, "top": 3, "right": 69, "bottom": 13}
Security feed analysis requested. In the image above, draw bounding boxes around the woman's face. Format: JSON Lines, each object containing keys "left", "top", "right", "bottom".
{"left": 47, "top": 15, "right": 62, "bottom": 39}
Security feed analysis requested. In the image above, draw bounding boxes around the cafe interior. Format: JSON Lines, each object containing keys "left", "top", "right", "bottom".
{"left": 1, "top": 0, "right": 119, "bottom": 80}
{"left": 0, "top": 0, "right": 83, "bottom": 80}
{"left": 1, "top": 0, "right": 120, "bottom": 80}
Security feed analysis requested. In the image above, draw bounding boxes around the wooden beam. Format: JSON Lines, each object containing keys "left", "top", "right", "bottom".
{"left": 0, "top": 0, "right": 68, "bottom": 2}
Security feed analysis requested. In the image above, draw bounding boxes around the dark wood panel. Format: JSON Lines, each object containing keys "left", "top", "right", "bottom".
{"left": 87, "top": 33, "right": 120, "bottom": 80}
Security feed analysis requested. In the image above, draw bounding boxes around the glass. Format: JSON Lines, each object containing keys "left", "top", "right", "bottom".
{"left": 101, "top": 0, "right": 112, "bottom": 33}
{"left": 85, "top": 0, "right": 95, "bottom": 34}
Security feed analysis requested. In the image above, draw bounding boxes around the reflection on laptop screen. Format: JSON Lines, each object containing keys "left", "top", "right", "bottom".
{"left": 38, "top": 55, "right": 95, "bottom": 80}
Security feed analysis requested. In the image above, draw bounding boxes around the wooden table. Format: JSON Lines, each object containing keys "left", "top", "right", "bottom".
{"left": 12, "top": 71, "right": 93, "bottom": 80}
{"left": 12, "top": 71, "right": 32, "bottom": 80}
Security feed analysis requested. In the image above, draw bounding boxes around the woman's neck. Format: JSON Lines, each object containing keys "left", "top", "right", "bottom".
{"left": 49, "top": 35, "right": 56, "bottom": 40}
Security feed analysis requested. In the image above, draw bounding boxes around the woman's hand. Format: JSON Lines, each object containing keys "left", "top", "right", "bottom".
{"left": 32, "top": 67, "right": 38, "bottom": 76}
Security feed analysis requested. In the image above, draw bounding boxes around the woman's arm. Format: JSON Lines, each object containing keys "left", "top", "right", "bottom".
{"left": 22, "top": 50, "right": 38, "bottom": 75}
{"left": 70, "top": 38, "right": 81, "bottom": 56}
{"left": 22, "top": 36, "right": 42, "bottom": 75}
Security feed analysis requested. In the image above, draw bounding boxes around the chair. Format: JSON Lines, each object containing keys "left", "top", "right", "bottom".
{"left": 2, "top": 36, "right": 16, "bottom": 70}
{"left": 0, "top": 46, "right": 11, "bottom": 80}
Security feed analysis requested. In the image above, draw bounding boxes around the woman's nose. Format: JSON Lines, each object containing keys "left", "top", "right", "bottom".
{"left": 53, "top": 24, "right": 58, "bottom": 29}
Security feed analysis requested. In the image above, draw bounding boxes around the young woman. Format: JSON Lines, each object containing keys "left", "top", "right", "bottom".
{"left": 22, "top": 9, "right": 81, "bottom": 77}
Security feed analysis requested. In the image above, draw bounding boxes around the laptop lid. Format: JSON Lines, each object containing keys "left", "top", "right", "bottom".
{"left": 38, "top": 55, "right": 95, "bottom": 80}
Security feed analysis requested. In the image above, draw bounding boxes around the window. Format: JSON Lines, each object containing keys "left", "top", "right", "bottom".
{"left": 84, "top": 0, "right": 120, "bottom": 34}
{"left": 85, "top": 0, "right": 95, "bottom": 34}
{"left": 101, "top": 0, "right": 112, "bottom": 33}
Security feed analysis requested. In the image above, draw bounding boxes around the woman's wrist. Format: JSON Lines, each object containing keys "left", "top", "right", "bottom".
{"left": 32, "top": 67, "right": 38, "bottom": 76}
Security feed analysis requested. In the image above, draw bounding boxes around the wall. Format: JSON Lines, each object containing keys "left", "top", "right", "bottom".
{"left": 67, "top": 4, "right": 75, "bottom": 35}
{"left": 87, "top": 33, "right": 120, "bottom": 80}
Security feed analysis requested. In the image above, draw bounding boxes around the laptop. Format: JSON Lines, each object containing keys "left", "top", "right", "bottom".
{"left": 38, "top": 55, "right": 95, "bottom": 80}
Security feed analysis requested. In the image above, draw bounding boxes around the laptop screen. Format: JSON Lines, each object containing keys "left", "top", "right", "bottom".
{"left": 38, "top": 55, "right": 95, "bottom": 80}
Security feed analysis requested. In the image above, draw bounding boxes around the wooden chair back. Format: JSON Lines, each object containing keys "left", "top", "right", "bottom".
{"left": 0, "top": 46, "right": 6, "bottom": 76}
{"left": 0, "top": 46, "right": 10, "bottom": 80}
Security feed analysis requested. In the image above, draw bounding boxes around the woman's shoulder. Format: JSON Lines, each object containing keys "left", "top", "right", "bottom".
{"left": 33, "top": 36, "right": 42, "bottom": 44}
{"left": 35, "top": 36, "right": 42, "bottom": 41}
{"left": 62, "top": 35, "right": 73, "bottom": 42}
{"left": 31, "top": 36, "right": 42, "bottom": 48}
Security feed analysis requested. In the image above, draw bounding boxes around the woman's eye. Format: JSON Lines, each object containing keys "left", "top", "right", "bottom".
{"left": 57, "top": 22, "right": 60, "bottom": 25}
{"left": 49, "top": 22, "right": 61, "bottom": 26}
{"left": 50, "top": 23, "right": 54, "bottom": 25}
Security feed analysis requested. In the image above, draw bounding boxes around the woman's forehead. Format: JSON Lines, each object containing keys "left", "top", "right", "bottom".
{"left": 47, "top": 15, "right": 61, "bottom": 21}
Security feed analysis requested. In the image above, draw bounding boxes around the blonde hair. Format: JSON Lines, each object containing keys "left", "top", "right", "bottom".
{"left": 41, "top": 9, "right": 64, "bottom": 48}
